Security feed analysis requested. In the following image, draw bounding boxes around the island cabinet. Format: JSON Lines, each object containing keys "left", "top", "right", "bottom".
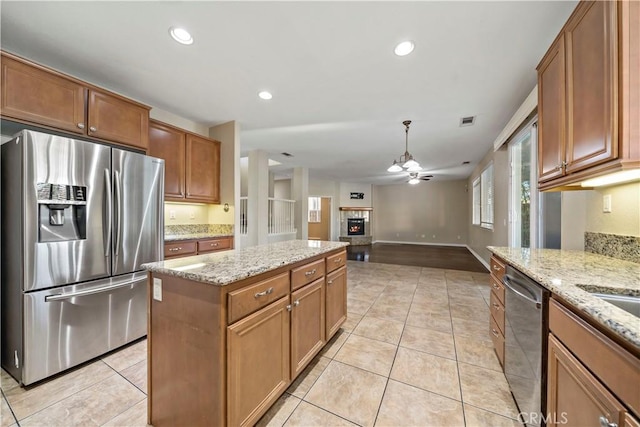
{"left": 489, "top": 255, "right": 506, "bottom": 368}
{"left": 326, "top": 250, "right": 347, "bottom": 339}
{"left": 163, "top": 236, "right": 233, "bottom": 259}
{"left": 148, "top": 119, "right": 221, "bottom": 204}
{"left": 147, "top": 246, "right": 348, "bottom": 427}
{"left": 537, "top": 1, "right": 640, "bottom": 190}
{"left": 547, "top": 299, "right": 640, "bottom": 426}
{"left": 1, "top": 51, "right": 150, "bottom": 150}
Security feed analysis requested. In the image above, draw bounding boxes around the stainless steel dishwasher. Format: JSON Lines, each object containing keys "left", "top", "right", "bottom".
{"left": 503, "top": 265, "right": 550, "bottom": 426}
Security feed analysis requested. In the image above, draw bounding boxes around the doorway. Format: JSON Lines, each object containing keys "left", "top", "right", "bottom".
{"left": 308, "top": 196, "right": 331, "bottom": 241}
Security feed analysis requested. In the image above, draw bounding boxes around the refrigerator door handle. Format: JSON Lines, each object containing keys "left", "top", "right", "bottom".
{"left": 103, "top": 169, "right": 112, "bottom": 257}
{"left": 44, "top": 277, "right": 147, "bottom": 302}
{"left": 114, "top": 170, "right": 122, "bottom": 256}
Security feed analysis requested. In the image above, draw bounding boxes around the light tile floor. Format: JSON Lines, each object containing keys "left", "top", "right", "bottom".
{"left": 1, "top": 261, "right": 522, "bottom": 427}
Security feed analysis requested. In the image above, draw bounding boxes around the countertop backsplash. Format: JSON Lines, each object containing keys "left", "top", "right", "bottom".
{"left": 165, "top": 223, "right": 233, "bottom": 237}
{"left": 585, "top": 232, "right": 640, "bottom": 263}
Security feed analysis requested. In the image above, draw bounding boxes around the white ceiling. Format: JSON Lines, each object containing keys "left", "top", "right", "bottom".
{"left": 0, "top": 1, "right": 577, "bottom": 184}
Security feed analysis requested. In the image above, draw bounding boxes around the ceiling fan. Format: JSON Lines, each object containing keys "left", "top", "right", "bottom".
{"left": 407, "top": 172, "right": 433, "bottom": 185}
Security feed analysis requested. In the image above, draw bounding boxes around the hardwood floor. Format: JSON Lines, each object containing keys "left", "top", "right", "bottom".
{"left": 347, "top": 243, "right": 488, "bottom": 273}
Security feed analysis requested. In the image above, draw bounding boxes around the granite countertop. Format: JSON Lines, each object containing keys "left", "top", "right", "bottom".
{"left": 488, "top": 247, "right": 640, "bottom": 350}
{"left": 164, "top": 232, "right": 234, "bottom": 242}
{"left": 143, "top": 240, "right": 349, "bottom": 286}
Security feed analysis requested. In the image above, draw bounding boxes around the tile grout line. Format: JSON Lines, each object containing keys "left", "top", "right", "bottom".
{"left": 1, "top": 388, "right": 20, "bottom": 426}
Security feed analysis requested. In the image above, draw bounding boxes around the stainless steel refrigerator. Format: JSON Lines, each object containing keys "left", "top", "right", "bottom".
{"left": 1, "top": 130, "right": 164, "bottom": 385}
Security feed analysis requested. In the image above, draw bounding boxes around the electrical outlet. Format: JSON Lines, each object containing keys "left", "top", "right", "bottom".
{"left": 457, "top": 235, "right": 461, "bottom": 240}
{"left": 169, "top": 210, "right": 176, "bottom": 220}
{"left": 421, "top": 234, "right": 425, "bottom": 238}
{"left": 396, "top": 233, "right": 399, "bottom": 237}
{"left": 603, "top": 194, "right": 612, "bottom": 213}
{"left": 189, "top": 210, "right": 195, "bottom": 219}
{"left": 153, "top": 278, "right": 163, "bottom": 301}
{"left": 432, "top": 234, "right": 436, "bottom": 238}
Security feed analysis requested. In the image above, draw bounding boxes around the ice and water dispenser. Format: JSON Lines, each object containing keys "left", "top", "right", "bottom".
{"left": 37, "top": 183, "right": 87, "bottom": 242}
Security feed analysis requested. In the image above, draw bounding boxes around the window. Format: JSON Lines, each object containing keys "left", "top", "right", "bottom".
{"left": 308, "top": 196, "right": 321, "bottom": 223}
{"left": 472, "top": 163, "right": 493, "bottom": 229}
{"left": 472, "top": 178, "right": 481, "bottom": 225}
{"left": 481, "top": 163, "right": 494, "bottom": 229}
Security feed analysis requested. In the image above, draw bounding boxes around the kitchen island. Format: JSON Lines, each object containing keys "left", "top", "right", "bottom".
{"left": 142, "top": 240, "right": 349, "bottom": 427}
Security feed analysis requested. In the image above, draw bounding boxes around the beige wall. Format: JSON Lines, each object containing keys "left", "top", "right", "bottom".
{"left": 560, "top": 191, "right": 588, "bottom": 250}
{"left": 310, "top": 178, "right": 341, "bottom": 241}
{"left": 586, "top": 181, "right": 640, "bottom": 236}
{"left": 339, "top": 183, "right": 373, "bottom": 208}
{"left": 150, "top": 108, "right": 209, "bottom": 136}
{"left": 467, "top": 145, "right": 509, "bottom": 265}
{"left": 374, "top": 179, "right": 469, "bottom": 245}
{"left": 165, "top": 202, "right": 210, "bottom": 225}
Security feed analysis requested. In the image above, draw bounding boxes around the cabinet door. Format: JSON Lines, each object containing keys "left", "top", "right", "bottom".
{"left": 565, "top": 1, "right": 618, "bottom": 174}
{"left": 538, "top": 34, "right": 567, "bottom": 182}
{"left": 227, "top": 296, "right": 290, "bottom": 427}
{"left": 547, "top": 334, "right": 626, "bottom": 427}
{"left": 148, "top": 121, "right": 186, "bottom": 200}
{"left": 1, "top": 55, "right": 86, "bottom": 134}
{"left": 291, "top": 278, "right": 325, "bottom": 379}
{"left": 325, "top": 265, "right": 347, "bottom": 340}
{"left": 185, "top": 134, "right": 220, "bottom": 203}
{"left": 87, "top": 89, "right": 149, "bottom": 150}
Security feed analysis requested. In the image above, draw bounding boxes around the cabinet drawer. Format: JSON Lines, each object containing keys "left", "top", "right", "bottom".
{"left": 164, "top": 241, "right": 196, "bottom": 259}
{"left": 549, "top": 299, "right": 640, "bottom": 414}
{"left": 490, "top": 315, "right": 505, "bottom": 367}
{"left": 228, "top": 273, "right": 290, "bottom": 324}
{"left": 198, "top": 237, "right": 231, "bottom": 253}
{"left": 291, "top": 259, "right": 325, "bottom": 291}
{"left": 490, "top": 256, "right": 506, "bottom": 281}
{"left": 489, "top": 275, "right": 505, "bottom": 305}
{"left": 326, "top": 250, "right": 346, "bottom": 273}
{"left": 489, "top": 289, "right": 505, "bottom": 335}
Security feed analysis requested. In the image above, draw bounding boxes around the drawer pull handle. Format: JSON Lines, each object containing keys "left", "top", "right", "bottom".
{"left": 491, "top": 328, "right": 499, "bottom": 338}
{"left": 169, "top": 247, "right": 181, "bottom": 252}
{"left": 305, "top": 269, "right": 317, "bottom": 277}
{"left": 327, "top": 280, "right": 334, "bottom": 285}
{"left": 493, "top": 265, "right": 501, "bottom": 271}
{"left": 599, "top": 416, "right": 617, "bottom": 427}
{"left": 254, "top": 287, "right": 274, "bottom": 298}
{"left": 334, "top": 258, "right": 342, "bottom": 263}
{"left": 210, "top": 243, "right": 218, "bottom": 247}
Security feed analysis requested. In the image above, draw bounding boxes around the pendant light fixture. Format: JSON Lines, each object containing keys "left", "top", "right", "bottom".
{"left": 387, "top": 120, "right": 421, "bottom": 173}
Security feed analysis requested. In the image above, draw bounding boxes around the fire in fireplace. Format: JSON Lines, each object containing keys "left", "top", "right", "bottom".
{"left": 347, "top": 218, "right": 365, "bottom": 236}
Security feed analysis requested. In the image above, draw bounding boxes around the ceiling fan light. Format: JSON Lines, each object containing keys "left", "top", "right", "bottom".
{"left": 406, "top": 164, "right": 422, "bottom": 172}
{"left": 403, "top": 158, "right": 419, "bottom": 169}
{"left": 408, "top": 178, "right": 420, "bottom": 185}
{"left": 387, "top": 162, "right": 403, "bottom": 173}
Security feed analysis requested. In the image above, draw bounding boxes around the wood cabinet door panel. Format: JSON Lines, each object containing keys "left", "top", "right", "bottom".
{"left": 185, "top": 135, "right": 220, "bottom": 203}
{"left": 227, "top": 296, "right": 290, "bottom": 427}
{"left": 88, "top": 90, "right": 149, "bottom": 150}
{"left": 538, "top": 34, "right": 567, "bottom": 182}
{"left": 565, "top": 0, "right": 618, "bottom": 173}
{"left": 1, "top": 55, "right": 85, "bottom": 134}
{"left": 291, "top": 278, "right": 325, "bottom": 379}
{"left": 149, "top": 121, "right": 186, "bottom": 200}
{"left": 547, "top": 334, "right": 626, "bottom": 427}
{"left": 325, "top": 266, "right": 347, "bottom": 340}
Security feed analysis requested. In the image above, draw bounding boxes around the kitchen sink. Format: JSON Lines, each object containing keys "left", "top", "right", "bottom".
{"left": 592, "top": 293, "right": 640, "bottom": 318}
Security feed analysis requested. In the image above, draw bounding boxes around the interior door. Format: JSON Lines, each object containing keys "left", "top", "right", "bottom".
{"left": 112, "top": 148, "right": 164, "bottom": 276}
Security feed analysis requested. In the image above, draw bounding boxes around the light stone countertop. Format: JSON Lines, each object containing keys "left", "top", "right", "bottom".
{"left": 143, "top": 240, "right": 349, "bottom": 286}
{"left": 488, "top": 247, "right": 640, "bottom": 350}
{"left": 164, "top": 232, "right": 234, "bottom": 242}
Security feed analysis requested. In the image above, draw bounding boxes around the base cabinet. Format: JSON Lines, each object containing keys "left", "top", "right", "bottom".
{"left": 227, "top": 296, "right": 291, "bottom": 427}
{"left": 291, "top": 278, "right": 325, "bottom": 378}
{"left": 325, "top": 265, "right": 347, "bottom": 340}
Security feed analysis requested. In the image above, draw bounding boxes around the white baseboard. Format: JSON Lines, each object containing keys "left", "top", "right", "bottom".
{"left": 372, "top": 240, "right": 467, "bottom": 248}
{"left": 466, "top": 245, "right": 490, "bottom": 271}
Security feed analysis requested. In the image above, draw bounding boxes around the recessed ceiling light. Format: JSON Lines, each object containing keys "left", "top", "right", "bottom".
{"left": 394, "top": 41, "right": 415, "bottom": 56}
{"left": 169, "top": 27, "right": 193, "bottom": 45}
{"left": 258, "top": 91, "right": 273, "bottom": 100}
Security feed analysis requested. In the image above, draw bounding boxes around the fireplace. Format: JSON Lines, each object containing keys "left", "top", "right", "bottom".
{"left": 347, "top": 218, "right": 365, "bottom": 236}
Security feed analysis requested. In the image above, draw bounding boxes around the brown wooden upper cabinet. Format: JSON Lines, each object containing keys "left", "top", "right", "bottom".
{"left": 1, "top": 51, "right": 150, "bottom": 150}
{"left": 148, "top": 119, "right": 221, "bottom": 204}
{"left": 537, "top": 1, "right": 639, "bottom": 190}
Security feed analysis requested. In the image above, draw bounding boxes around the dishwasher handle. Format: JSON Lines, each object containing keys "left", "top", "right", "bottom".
{"left": 503, "top": 274, "right": 542, "bottom": 309}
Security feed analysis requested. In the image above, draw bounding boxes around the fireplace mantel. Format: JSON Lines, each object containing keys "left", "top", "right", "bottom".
{"left": 339, "top": 207, "right": 373, "bottom": 211}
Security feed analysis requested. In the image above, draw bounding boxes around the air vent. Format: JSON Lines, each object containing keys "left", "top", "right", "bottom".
{"left": 462, "top": 161, "right": 470, "bottom": 165}
{"left": 281, "top": 152, "right": 293, "bottom": 157}
{"left": 459, "top": 116, "right": 475, "bottom": 127}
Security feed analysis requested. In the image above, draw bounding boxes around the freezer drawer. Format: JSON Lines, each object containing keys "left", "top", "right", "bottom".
{"left": 21, "top": 273, "right": 147, "bottom": 385}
